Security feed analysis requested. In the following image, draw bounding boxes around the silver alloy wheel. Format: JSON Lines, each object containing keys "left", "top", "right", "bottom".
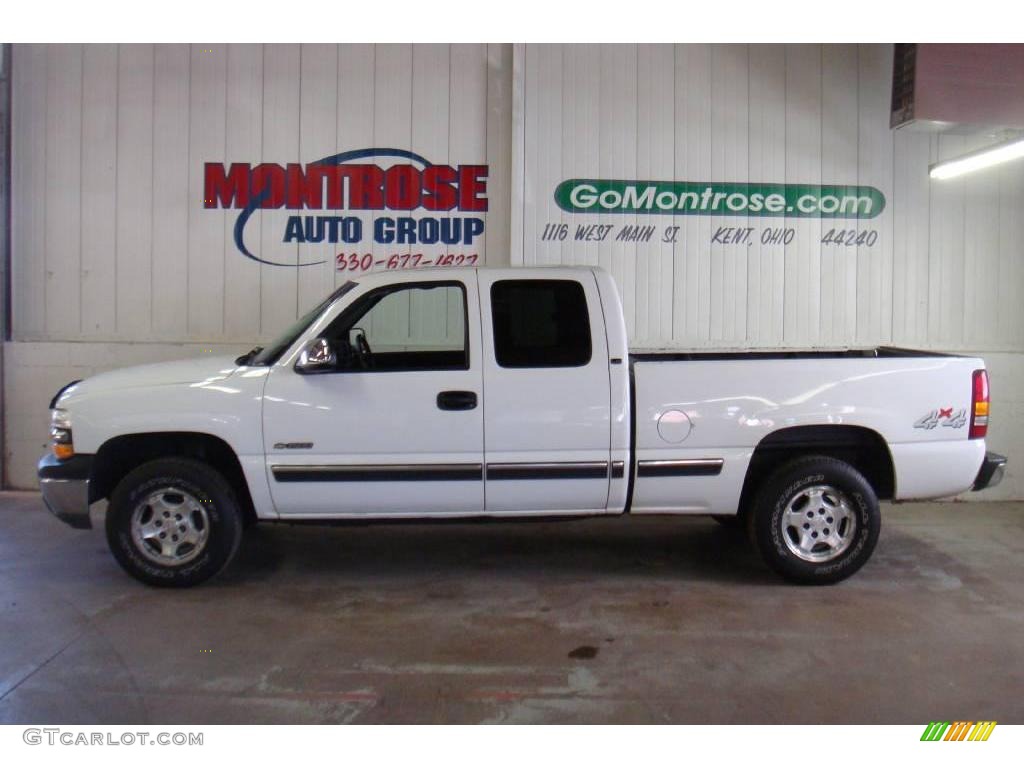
{"left": 130, "top": 487, "right": 210, "bottom": 566}
{"left": 780, "top": 484, "right": 857, "bottom": 563}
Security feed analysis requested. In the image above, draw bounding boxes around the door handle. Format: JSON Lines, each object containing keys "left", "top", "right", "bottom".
{"left": 437, "top": 390, "right": 477, "bottom": 411}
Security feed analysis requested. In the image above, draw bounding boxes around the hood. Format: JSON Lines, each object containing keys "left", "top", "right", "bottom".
{"left": 55, "top": 356, "right": 242, "bottom": 405}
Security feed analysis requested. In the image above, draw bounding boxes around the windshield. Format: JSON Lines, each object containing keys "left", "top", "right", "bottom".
{"left": 249, "top": 281, "right": 358, "bottom": 366}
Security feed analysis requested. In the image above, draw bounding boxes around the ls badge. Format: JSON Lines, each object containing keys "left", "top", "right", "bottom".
{"left": 914, "top": 407, "right": 967, "bottom": 430}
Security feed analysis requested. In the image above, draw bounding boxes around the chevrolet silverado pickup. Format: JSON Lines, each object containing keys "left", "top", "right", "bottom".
{"left": 39, "top": 266, "right": 1006, "bottom": 587}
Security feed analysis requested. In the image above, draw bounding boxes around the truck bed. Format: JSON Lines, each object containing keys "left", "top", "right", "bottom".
{"left": 627, "top": 347, "right": 985, "bottom": 513}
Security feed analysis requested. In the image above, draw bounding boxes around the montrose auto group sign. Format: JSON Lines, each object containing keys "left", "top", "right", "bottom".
{"left": 204, "top": 148, "right": 488, "bottom": 267}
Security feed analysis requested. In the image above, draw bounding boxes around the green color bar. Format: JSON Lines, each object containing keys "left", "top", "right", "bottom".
{"left": 920, "top": 722, "right": 950, "bottom": 741}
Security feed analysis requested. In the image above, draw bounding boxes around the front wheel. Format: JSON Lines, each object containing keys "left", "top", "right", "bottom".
{"left": 747, "top": 456, "right": 880, "bottom": 585}
{"left": 106, "top": 458, "right": 244, "bottom": 587}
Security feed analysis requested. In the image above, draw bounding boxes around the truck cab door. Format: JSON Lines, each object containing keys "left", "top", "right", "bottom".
{"left": 477, "top": 271, "right": 613, "bottom": 513}
{"left": 262, "top": 276, "right": 484, "bottom": 517}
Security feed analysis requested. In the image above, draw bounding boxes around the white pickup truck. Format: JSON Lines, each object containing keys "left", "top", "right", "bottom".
{"left": 39, "top": 266, "right": 1005, "bottom": 587}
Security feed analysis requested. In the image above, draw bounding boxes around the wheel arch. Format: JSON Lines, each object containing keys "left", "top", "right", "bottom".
{"left": 90, "top": 431, "right": 257, "bottom": 526}
{"left": 739, "top": 425, "right": 896, "bottom": 516}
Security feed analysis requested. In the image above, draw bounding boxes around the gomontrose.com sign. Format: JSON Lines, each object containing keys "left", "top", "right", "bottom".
{"left": 555, "top": 179, "right": 885, "bottom": 218}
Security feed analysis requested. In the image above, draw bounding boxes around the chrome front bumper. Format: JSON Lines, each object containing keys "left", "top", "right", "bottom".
{"left": 38, "top": 453, "right": 94, "bottom": 529}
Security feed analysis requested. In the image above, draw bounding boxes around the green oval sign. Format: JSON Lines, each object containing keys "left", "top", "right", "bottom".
{"left": 554, "top": 179, "right": 886, "bottom": 219}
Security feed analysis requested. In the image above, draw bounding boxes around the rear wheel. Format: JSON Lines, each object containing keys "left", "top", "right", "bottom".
{"left": 747, "top": 455, "right": 880, "bottom": 584}
{"left": 106, "top": 458, "right": 244, "bottom": 587}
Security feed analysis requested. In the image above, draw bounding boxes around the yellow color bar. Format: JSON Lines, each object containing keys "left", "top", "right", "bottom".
{"left": 968, "top": 721, "right": 997, "bottom": 741}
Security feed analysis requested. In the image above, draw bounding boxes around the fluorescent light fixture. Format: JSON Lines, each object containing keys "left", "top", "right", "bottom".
{"left": 930, "top": 135, "right": 1024, "bottom": 180}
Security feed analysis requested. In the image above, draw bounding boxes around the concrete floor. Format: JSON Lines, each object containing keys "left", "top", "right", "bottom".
{"left": 0, "top": 491, "right": 1021, "bottom": 724}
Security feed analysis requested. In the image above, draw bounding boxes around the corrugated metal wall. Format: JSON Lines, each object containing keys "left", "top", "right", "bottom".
{"left": 514, "top": 44, "right": 1024, "bottom": 353}
{"left": 10, "top": 43, "right": 511, "bottom": 344}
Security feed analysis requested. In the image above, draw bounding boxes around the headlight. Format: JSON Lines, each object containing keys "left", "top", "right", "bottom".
{"left": 50, "top": 409, "right": 74, "bottom": 460}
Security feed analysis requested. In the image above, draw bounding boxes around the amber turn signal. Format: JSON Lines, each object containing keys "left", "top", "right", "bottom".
{"left": 50, "top": 425, "right": 74, "bottom": 460}
{"left": 52, "top": 442, "right": 75, "bottom": 460}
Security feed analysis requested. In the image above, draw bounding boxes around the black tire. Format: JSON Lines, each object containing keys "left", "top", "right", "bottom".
{"left": 746, "top": 455, "right": 880, "bottom": 585}
{"left": 106, "top": 458, "right": 244, "bottom": 587}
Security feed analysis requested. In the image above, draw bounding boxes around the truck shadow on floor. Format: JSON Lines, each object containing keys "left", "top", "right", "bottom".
{"left": 218, "top": 517, "right": 776, "bottom": 587}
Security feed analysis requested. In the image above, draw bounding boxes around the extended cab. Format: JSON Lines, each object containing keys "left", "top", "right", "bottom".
{"left": 38, "top": 267, "right": 1006, "bottom": 586}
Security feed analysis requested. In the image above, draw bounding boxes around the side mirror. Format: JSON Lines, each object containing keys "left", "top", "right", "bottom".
{"left": 295, "top": 338, "right": 337, "bottom": 374}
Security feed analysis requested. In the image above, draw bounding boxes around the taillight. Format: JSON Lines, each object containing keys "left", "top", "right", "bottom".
{"left": 969, "top": 369, "right": 989, "bottom": 439}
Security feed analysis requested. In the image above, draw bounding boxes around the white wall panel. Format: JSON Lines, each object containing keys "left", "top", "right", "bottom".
{"left": 79, "top": 45, "right": 118, "bottom": 337}
{"left": 856, "top": 44, "right": 895, "bottom": 345}
{"left": 115, "top": 45, "right": 155, "bottom": 340}
{"left": 963, "top": 142, "right": 1001, "bottom": 345}
{"left": 450, "top": 45, "right": 487, "bottom": 165}
{"left": 188, "top": 45, "right": 230, "bottom": 339}
{"left": 928, "top": 133, "right": 967, "bottom": 347}
{"left": 820, "top": 44, "right": 858, "bottom": 343}
{"left": 151, "top": 44, "right": 191, "bottom": 340}
{"left": 11, "top": 44, "right": 47, "bottom": 339}
{"left": 891, "top": 130, "right": 931, "bottom": 346}
{"left": 43, "top": 45, "right": 82, "bottom": 339}
{"left": 997, "top": 160, "right": 1024, "bottom": 350}
{"left": 485, "top": 44, "right": 513, "bottom": 269}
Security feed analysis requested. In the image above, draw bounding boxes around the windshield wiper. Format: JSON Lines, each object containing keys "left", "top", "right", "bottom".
{"left": 236, "top": 346, "right": 264, "bottom": 366}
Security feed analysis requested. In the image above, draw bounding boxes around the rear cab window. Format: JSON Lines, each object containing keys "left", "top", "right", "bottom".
{"left": 490, "top": 280, "right": 592, "bottom": 368}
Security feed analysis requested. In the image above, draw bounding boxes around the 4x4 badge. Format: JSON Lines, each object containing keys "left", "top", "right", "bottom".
{"left": 914, "top": 408, "right": 967, "bottom": 430}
